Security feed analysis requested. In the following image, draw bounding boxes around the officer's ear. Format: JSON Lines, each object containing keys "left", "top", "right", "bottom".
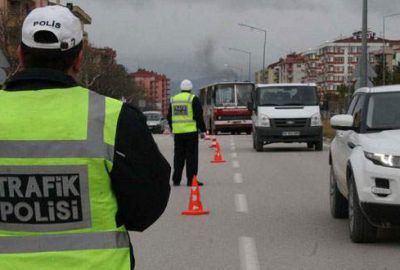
{"left": 16, "top": 45, "right": 26, "bottom": 68}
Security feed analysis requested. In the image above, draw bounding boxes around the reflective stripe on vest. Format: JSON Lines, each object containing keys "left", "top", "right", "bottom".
{"left": 0, "top": 231, "right": 129, "bottom": 254}
{"left": 171, "top": 92, "right": 197, "bottom": 134}
{"left": 0, "top": 91, "right": 113, "bottom": 161}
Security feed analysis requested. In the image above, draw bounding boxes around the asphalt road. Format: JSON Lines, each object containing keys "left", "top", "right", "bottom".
{"left": 130, "top": 134, "right": 400, "bottom": 270}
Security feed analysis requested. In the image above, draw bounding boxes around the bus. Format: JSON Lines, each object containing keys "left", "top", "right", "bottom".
{"left": 199, "top": 82, "right": 254, "bottom": 134}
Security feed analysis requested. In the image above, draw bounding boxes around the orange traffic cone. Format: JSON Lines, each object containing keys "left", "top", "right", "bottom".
{"left": 182, "top": 176, "right": 210, "bottom": 216}
{"left": 211, "top": 142, "right": 226, "bottom": 163}
{"left": 209, "top": 137, "right": 217, "bottom": 148}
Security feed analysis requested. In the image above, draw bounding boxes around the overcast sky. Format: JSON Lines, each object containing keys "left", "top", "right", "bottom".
{"left": 63, "top": 0, "right": 400, "bottom": 85}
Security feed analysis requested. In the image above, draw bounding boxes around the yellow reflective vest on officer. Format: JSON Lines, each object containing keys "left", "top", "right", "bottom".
{"left": 171, "top": 92, "right": 197, "bottom": 134}
{"left": 0, "top": 86, "right": 131, "bottom": 270}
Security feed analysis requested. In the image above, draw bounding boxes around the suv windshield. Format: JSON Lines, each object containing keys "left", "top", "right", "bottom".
{"left": 366, "top": 92, "right": 400, "bottom": 130}
{"left": 257, "top": 86, "right": 318, "bottom": 106}
{"left": 144, "top": 113, "right": 161, "bottom": 121}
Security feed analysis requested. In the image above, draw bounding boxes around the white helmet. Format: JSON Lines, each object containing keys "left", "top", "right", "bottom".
{"left": 180, "top": 79, "right": 193, "bottom": 91}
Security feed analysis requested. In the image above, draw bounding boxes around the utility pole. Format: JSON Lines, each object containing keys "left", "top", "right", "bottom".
{"left": 238, "top": 23, "right": 267, "bottom": 83}
{"left": 360, "top": 0, "right": 368, "bottom": 87}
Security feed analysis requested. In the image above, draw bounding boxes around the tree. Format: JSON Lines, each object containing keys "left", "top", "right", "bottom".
{"left": 79, "top": 44, "right": 145, "bottom": 107}
{"left": 336, "top": 84, "right": 351, "bottom": 113}
{"left": 373, "top": 59, "right": 393, "bottom": 86}
{"left": 392, "top": 62, "right": 400, "bottom": 84}
{"left": 0, "top": 8, "right": 23, "bottom": 76}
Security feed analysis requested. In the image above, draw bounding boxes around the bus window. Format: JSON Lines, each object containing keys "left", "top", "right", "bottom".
{"left": 206, "top": 86, "right": 212, "bottom": 105}
{"left": 236, "top": 84, "right": 253, "bottom": 106}
{"left": 199, "top": 88, "right": 205, "bottom": 106}
{"left": 215, "top": 84, "right": 235, "bottom": 106}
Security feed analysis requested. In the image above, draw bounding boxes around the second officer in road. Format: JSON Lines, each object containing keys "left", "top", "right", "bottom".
{"left": 167, "top": 79, "right": 206, "bottom": 186}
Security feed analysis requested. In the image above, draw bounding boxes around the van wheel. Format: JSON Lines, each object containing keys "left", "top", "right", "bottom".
{"left": 348, "top": 175, "right": 377, "bottom": 243}
{"left": 330, "top": 166, "right": 348, "bottom": 218}
{"left": 255, "top": 133, "right": 263, "bottom": 152}
{"left": 315, "top": 141, "right": 323, "bottom": 151}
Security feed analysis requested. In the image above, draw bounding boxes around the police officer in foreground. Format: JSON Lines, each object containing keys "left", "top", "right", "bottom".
{"left": 167, "top": 79, "right": 206, "bottom": 186}
{"left": 0, "top": 5, "right": 170, "bottom": 270}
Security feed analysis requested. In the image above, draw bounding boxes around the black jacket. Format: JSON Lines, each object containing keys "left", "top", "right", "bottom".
{"left": 3, "top": 68, "right": 171, "bottom": 232}
{"left": 166, "top": 90, "right": 206, "bottom": 133}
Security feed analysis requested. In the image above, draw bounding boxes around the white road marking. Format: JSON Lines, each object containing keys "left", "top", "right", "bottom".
{"left": 235, "top": 194, "right": 248, "bottom": 213}
{"left": 233, "top": 172, "right": 243, "bottom": 183}
{"left": 231, "top": 152, "right": 238, "bottom": 158}
{"left": 239, "top": 237, "right": 260, "bottom": 270}
{"left": 232, "top": 160, "right": 240, "bottom": 168}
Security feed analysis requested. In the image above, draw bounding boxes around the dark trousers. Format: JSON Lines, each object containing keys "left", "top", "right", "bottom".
{"left": 172, "top": 132, "right": 199, "bottom": 185}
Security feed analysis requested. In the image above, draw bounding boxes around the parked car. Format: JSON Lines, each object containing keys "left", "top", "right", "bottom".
{"left": 330, "top": 85, "right": 400, "bottom": 243}
{"left": 250, "top": 83, "right": 323, "bottom": 152}
{"left": 143, "top": 111, "right": 164, "bottom": 134}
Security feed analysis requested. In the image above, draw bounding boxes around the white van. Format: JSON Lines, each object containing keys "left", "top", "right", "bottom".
{"left": 250, "top": 83, "right": 323, "bottom": 151}
{"left": 143, "top": 111, "right": 164, "bottom": 134}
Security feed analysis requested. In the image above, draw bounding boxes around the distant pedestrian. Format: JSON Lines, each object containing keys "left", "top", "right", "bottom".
{"left": 167, "top": 79, "right": 206, "bottom": 186}
{"left": 0, "top": 5, "right": 170, "bottom": 270}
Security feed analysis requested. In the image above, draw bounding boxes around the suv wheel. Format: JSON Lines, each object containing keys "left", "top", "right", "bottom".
{"left": 330, "top": 166, "right": 348, "bottom": 218}
{"left": 348, "top": 175, "right": 377, "bottom": 243}
{"left": 307, "top": 142, "right": 314, "bottom": 149}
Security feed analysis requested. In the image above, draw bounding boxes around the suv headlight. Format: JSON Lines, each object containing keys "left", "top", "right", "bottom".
{"left": 256, "top": 114, "right": 270, "bottom": 127}
{"left": 364, "top": 152, "right": 400, "bottom": 168}
{"left": 310, "top": 113, "right": 322, "bottom": 126}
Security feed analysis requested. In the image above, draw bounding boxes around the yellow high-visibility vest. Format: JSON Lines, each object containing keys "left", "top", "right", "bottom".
{"left": 0, "top": 86, "right": 131, "bottom": 270}
{"left": 171, "top": 92, "right": 197, "bottom": 134}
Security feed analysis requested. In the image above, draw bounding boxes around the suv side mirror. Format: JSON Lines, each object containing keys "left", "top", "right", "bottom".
{"left": 330, "top": 115, "right": 354, "bottom": 130}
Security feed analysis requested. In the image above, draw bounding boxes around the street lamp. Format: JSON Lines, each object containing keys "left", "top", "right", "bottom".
{"left": 238, "top": 23, "right": 267, "bottom": 83}
{"left": 224, "top": 64, "right": 243, "bottom": 81}
{"left": 382, "top": 12, "right": 400, "bottom": 85}
{"left": 228, "top": 47, "right": 252, "bottom": 81}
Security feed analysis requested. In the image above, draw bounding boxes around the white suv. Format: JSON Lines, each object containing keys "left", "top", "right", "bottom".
{"left": 330, "top": 85, "right": 400, "bottom": 243}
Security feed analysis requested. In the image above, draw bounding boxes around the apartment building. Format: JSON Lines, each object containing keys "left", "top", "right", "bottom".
{"left": 131, "top": 69, "right": 171, "bottom": 116}
{"left": 258, "top": 53, "right": 305, "bottom": 84}
{"left": 302, "top": 49, "right": 320, "bottom": 83}
{"left": 263, "top": 61, "right": 280, "bottom": 84}
{"left": 279, "top": 53, "right": 305, "bottom": 83}
{"left": 315, "top": 31, "right": 384, "bottom": 92}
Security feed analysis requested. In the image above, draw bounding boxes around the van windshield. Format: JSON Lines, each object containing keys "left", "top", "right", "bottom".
{"left": 144, "top": 113, "right": 161, "bottom": 121}
{"left": 257, "top": 86, "right": 318, "bottom": 106}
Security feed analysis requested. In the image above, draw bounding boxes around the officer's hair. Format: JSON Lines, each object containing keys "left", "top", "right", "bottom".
{"left": 20, "top": 34, "right": 83, "bottom": 72}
